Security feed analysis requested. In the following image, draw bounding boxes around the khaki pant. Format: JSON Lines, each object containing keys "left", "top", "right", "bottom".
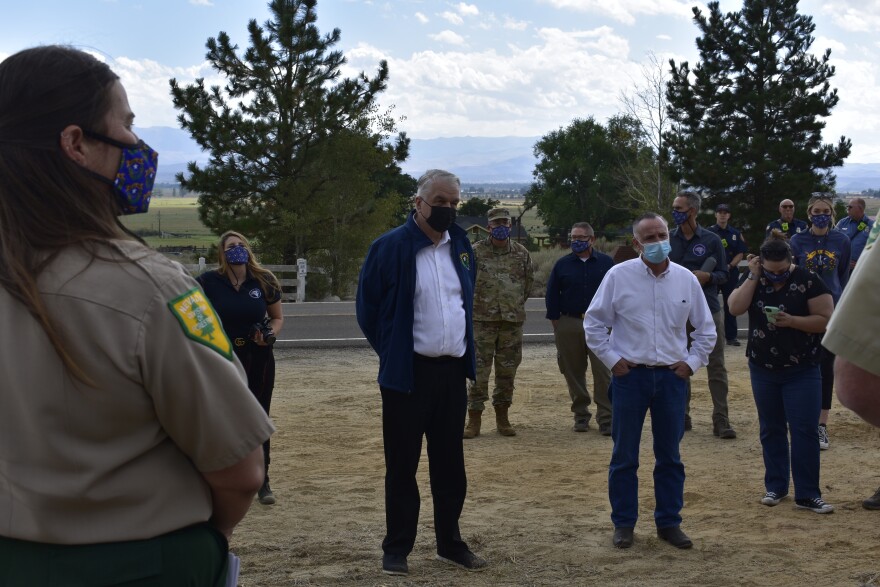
{"left": 554, "top": 314, "right": 612, "bottom": 425}
{"left": 686, "top": 310, "right": 730, "bottom": 423}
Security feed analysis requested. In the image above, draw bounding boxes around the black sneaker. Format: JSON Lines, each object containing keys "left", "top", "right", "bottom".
{"left": 382, "top": 554, "right": 408, "bottom": 576}
{"left": 599, "top": 423, "right": 612, "bottom": 436}
{"left": 863, "top": 487, "right": 880, "bottom": 510}
{"left": 436, "top": 550, "right": 488, "bottom": 571}
{"left": 726, "top": 339, "right": 741, "bottom": 347}
{"left": 684, "top": 414, "right": 692, "bottom": 431}
{"left": 795, "top": 497, "right": 834, "bottom": 514}
{"left": 573, "top": 418, "right": 590, "bottom": 432}
{"left": 761, "top": 491, "right": 787, "bottom": 506}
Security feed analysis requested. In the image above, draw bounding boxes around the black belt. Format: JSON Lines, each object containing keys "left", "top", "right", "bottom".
{"left": 561, "top": 312, "right": 585, "bottom": 319}
{"left": 634, "top": 364, "right": 673, "bottom": 369}
{"left": 414, "top": 353, "right": 463, "bottom": 364}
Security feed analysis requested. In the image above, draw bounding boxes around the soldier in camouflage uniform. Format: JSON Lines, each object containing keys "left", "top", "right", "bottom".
{"left": 464, "top": 208, "right": 535, "bottom": 438}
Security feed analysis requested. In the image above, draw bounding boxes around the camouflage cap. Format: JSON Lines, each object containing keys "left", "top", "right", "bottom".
{"left": 487, "top": 208, "right": 512, "bottom": 222}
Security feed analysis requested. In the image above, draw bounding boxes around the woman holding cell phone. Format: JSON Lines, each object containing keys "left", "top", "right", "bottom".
{"left": 727, "top": 230, "right": 835, "bottom": 514}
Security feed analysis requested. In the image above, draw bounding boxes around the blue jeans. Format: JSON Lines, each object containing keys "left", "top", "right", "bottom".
{"left": 608, "top": 367, "right": 687, "bottom": 529}
{"left": 749, "top": 362, "right": 822, "bottom": 500}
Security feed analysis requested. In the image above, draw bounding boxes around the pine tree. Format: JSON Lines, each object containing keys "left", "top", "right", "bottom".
{"left": 666, "top": 0, "right": 851, "bottom": 245}
{"left": 170, "top": 0, "right": 411, "bottom": 271}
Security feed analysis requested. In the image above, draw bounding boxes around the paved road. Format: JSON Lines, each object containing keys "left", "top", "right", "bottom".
{"left": 276, "top": 299, "right": 748, "bottom": 348}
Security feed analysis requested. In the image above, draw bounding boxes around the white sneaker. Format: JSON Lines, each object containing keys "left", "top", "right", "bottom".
{"left": 795, "top": 497, "right": 834, "bottom": 514}
{"left": 761, "top": 491, "right": 787, "bottom": 506}
{"left": 818, "top": 425, "right": 829, "bottom": 450}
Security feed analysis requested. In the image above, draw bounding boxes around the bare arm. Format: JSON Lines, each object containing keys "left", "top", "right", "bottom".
{"left": 727, "top": 255, "right": 759, "bottom": 316}
{"left": 773, "top": 293, "right": 832, "bottom": 333}
{"left": 266, "top": 300, "right": 284, "bottom": 336}
{"left": 202, "top": 447, "right": 265, "bottom": 539}
{"left": 835, "top": 356, "right": 880, "bottom": 427}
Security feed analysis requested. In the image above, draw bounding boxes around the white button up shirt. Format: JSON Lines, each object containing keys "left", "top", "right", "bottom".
{"left": 584, "top": 257, "right": 716, "bottom": 375}
{"left": 413, "top": 231, "right": 467, "bottom": 358}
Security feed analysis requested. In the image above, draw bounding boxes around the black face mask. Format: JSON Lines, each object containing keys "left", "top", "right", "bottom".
{"left": 422, "top": 203, "right": 457, "bottom": 233}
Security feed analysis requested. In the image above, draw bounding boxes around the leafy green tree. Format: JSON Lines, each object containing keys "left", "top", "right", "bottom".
{"left": 458, "top": 196, "right": 501, "bottom": 217}
{"left": 169, "top": 0, "right": 411, "bottom": 275}
{"left": 528, "top": 117, "right": 633, "bottom": 239}
{"left": 666, "top": 0, "right": 851, "bottom": 245}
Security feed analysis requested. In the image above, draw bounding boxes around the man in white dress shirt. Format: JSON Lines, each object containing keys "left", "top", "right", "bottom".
{"left": 584, "top": 212, "right": 716, "bottom": 550}
{"left": 357, "top": 169, "right": 488, "bottom": 577}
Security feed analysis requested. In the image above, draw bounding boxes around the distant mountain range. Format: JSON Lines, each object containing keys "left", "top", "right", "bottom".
{"left": 138, "top": 126, "right": 880, "bottom": 191}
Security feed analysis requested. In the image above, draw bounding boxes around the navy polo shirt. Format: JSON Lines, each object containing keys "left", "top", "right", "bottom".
{"left": 545, "top": 250, "right": 614, "bottom": 319}
{"left": 196, "top": 270, "right": 281, "bottom": 341}
{"left": 707, "top": 223, "right": 748, "bottom": 270}
{"left": 765, "top": 218, "right": 808, "bottom": 239}
{"left": 670, "top": 225, "right": 728, "bottom": 314}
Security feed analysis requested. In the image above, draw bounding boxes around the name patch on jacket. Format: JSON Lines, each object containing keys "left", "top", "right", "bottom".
{"left": 168, "top": 288, "right": 233, "bottom": 359}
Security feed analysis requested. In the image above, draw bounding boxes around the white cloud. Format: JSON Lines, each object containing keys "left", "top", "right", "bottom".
{"left": 108, "top": 57, "right": 221, "bottom": 128}
{"left": 456, "top": 2, "right": 479, "bottom": 16}
{"left": 538, "top": 0, "right": 697, "bottom": 25}
{"left": 341, "top": 27, "right": 643, "bottom": 138}
{"left": 814, "top": 35, "right": 847, "bottom": 56}
{"left": 440, "top": 11, "right": 463, "bottom": 25}
{"left": 656, "top": 34, "right": 672, "bottom": 41}
{"left": 429, "top": 30, "right": 466, "bottom": 45}
{"left": 189, "top": 0, "right": 213, "bottom": 6}
{"left": 821, "top": 1, "right": 880, "bottom": 32}
{"left": 415, "top": 11, "right": 429, "bottom": 24}
{"left": 503, "top": 16, "right": 529, "bottom": 31}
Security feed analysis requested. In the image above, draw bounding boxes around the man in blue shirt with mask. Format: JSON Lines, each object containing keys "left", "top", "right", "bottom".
{"left": 836, "top": 197, "right": 874, "bottom": 269}
{"left": 669, "top": 191, "right": 736, "bottom": 440}
{"left": 707, "top": 203, "right": 748, "bottom": 346}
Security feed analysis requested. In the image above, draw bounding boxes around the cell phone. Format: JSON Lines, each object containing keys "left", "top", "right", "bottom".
{"left": 763, "top": 306, "right": 780, "bottom": 323}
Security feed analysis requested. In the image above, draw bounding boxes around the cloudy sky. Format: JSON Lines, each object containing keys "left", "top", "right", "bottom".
{"left": 1, "top": 0, "right": 879, "bottom": 162}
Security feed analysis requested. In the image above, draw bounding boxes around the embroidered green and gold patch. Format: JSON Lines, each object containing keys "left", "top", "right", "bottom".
{"left": 168, "top": 288, "right": 232, "bottom": 359}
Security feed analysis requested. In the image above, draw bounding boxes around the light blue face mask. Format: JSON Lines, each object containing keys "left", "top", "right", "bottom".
{"left": 641, "top": 239, "right": 671, "bottom": 263}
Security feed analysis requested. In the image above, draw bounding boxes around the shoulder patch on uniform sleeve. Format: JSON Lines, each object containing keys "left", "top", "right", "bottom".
{"left": 167, "top": 288, "right": 233, "bottom": 360}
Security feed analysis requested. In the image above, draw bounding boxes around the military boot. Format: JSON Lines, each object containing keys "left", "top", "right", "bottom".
{"left": 494, "top": 404, "right": 516, "bottom": 437}
{"left": 463, "top": 410, "right": 482, "bottom": 439}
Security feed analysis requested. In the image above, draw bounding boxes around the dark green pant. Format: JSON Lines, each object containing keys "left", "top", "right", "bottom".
{"left": 0, "top": 523, "right": 228, "bottom": 587}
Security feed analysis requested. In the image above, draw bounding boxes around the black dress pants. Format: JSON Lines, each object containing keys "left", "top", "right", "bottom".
{"left": 380, "top": 354, "right": 469, "bottom": 558}
{"left": 235, "top": 344, "right": 275, "bottom": 473}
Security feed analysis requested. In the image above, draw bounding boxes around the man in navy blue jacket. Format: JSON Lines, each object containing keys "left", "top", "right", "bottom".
{"left": 356, "top": 169, "right": 487, "bottom": 578}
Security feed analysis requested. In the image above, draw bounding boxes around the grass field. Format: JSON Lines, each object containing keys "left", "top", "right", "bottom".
{"left": 119, "top": 196, "right": 215, "bottom": 248}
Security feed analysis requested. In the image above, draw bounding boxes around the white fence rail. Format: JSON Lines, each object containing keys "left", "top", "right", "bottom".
{"left": 184, "top": 258, "right": 308, "bottom": 303}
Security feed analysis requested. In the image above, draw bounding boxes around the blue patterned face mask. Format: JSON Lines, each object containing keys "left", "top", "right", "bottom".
{"left": 491, "top": 225, "right": 511, "bottom": 240}
{"left": 570, "top": 239, "right": 591, "bottom": 254}
{"left": 672, "top": 209, "right": 690, "bottom": 226}
{"left": 225, "top": 245, "right": 249, "bottom": 265}
{"left": 763, "top": 267, "right": 791, "bottom": 283}
{"left": 84, "top": 131, "right": 158, "bottom": 215}
{"left": 810, "top": 214, "right": 831, "bottom": 229}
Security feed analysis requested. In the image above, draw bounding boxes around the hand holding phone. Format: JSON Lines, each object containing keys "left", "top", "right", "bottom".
{"left": 763, "top": 306, "right": 780, "bottom": 324}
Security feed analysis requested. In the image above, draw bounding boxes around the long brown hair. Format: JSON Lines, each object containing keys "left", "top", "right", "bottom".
{"left": 0, "top": 46, "right": 131, "bottom": 382}
{"left": 216, "top": 231, "right": 281, "bottom": 299}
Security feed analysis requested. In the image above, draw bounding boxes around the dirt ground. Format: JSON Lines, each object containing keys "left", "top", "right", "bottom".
{"left": 232, "top": 343, "right": 880, "bottom": 587}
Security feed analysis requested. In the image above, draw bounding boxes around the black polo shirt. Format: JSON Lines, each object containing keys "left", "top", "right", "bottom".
{"left": 544, "top": 250, "right": 614, "bottom": 319}
{"left": 196, "top": 270, "right": 281, "bottom": 341}
{"left": 670, "top": 225, "right": 728, "bottom": 314}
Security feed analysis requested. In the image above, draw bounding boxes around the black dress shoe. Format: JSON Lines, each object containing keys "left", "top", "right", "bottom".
{"left": 657, "top": 526, "right": 693, "bottom": 549}
{"left": 382, "top": 554, "right": 409, "bottom": 576}
{"left": 436, "top": 550, "right": 488, "bottom": 571}
{"left": 613, "top": 527, "right": 634, "bottom": 548}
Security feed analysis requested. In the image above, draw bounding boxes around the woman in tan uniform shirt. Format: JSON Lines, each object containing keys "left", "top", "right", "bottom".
{"left": 0, "top": 46, "right": 274, "bottom": 586}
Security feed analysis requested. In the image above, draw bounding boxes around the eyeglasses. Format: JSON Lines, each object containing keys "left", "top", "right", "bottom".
{"left": 570, "top": 236, "right": 592, "bottom": 242}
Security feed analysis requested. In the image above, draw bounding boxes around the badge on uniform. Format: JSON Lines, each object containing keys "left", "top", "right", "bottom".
{"left": 460, "top": 252, "right": 471, "bottom": 271}
{"left": 168, "top": 288, "right": 233, "bottom": 359}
